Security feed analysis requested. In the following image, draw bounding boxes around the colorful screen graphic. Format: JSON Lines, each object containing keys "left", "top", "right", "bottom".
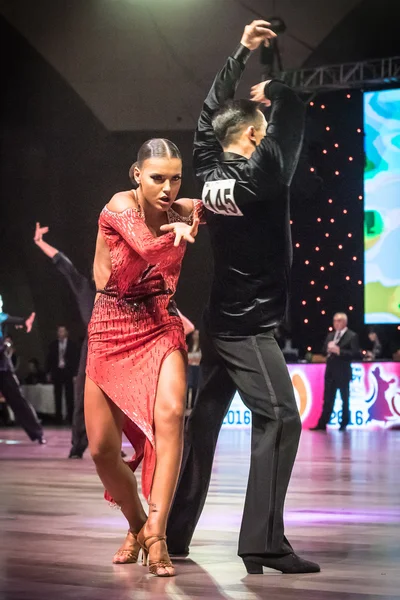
{"left": 221, "top": 362, "right": 400, "bottom": 430}
{"left": 364, "top": 88, "right": 400, "bottom": 323}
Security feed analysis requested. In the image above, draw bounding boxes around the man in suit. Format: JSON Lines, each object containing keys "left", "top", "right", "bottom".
{"left": 47, "top": 325, "right": 78, "bottom": 424}
{"left": 311, "top": 313, "right": 360, "bottom": 431}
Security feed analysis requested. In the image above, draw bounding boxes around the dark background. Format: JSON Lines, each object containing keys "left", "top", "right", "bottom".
{"left": 1, "top": 0, "right": 400, "bottom": 371}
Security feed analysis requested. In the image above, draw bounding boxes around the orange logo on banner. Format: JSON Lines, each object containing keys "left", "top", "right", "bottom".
{"left": 291, "top": 372, "right": 312, "bottom": 421}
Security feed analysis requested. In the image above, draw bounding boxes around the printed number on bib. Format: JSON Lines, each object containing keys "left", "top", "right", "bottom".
{"left": 202, "top": 179, "right": 243, "bottom": 216}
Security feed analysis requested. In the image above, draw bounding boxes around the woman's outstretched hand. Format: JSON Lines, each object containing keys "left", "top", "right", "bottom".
{"left": 160, "top": 218, "right": 200, "bottom": 247}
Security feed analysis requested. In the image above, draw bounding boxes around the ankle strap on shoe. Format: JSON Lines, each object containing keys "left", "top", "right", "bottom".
{"left": 141, "top": 534, "right": 166, "bottom": 550}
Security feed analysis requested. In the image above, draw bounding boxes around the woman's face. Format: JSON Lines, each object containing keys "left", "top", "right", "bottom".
{"left": 135, "top": 157, "right": 182, "bottom": 211}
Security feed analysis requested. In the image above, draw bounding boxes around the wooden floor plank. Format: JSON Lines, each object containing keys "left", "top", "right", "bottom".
{"left": 1, "top": 427, "right": 399, "bottom": 599}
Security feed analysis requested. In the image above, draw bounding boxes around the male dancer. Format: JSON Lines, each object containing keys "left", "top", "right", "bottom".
{"left": 0, "top": 296, "right": 45, "bottom": 443}
{"left": 34, "top": 223, "right": 93, "bottom": 458}
{"left": 167, "top": 21, "right": 319, "bottom": 574}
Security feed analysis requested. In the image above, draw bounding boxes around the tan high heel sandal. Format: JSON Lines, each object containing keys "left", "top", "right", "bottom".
{"left": 112, "top": 529, "right": 141, "bottom": 564}
{"left": 137, "top": 528, "right": 175, "bottom": 577}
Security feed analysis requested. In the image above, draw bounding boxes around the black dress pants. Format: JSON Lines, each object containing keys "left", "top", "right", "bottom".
{"left": 53, "top": 369, "right": 74, "bottom": 424}
{"left": 318, "top": 373, "right": 350, "bottom": 428}
{"left": 70, "top": 339, "right": 88, "bottom": 456}
{"left": 0, "top": 370, "right": 43, "bottom": 441}
{"left": 167, "top": 329, "right": 302, "bottom": 557}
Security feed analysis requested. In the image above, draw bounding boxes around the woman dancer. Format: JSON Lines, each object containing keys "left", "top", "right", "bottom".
{"left": 85, "top": 138, "right": 202, "bottom": 577}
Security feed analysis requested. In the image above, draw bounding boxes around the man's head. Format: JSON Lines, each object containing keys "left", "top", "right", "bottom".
{"left": 57, "top": 326, "right": 68, "bottom": 341}
{"left": 333, "top": 313, "right": 348, "bottom": 332}
{"left": 368, "top": 327, "right": 379, "bottom": 343}
{"left": 28, "top": 358, "right": 39, "bottom": 373}
{"left": 212, "top": 100, "right": 267, "bottom": 157}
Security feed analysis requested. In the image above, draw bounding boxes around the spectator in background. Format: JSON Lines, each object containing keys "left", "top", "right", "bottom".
{"left": 311, "top": 312, "right": 360, "bottom": 431}
{"left": 364, "top": 327, "right": 383, "bottom": 361}
{"left": 25, "top": 358, "right": 46, "bottom": 385}
{"left": 392, "top": 334, "right": 400, "bottom": 362}
{"left": 46, "top": 325, "right": 78, "bottom": 424}
{"left": 281, "top": 336, "right": 299, "bottom": 363}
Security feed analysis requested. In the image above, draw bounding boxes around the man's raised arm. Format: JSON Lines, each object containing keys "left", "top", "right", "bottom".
{"left": 250, "top": 79, "right": 305, "bottom": 185}
{"left": 193, "top": 20, "right": 276, "bottom": 179}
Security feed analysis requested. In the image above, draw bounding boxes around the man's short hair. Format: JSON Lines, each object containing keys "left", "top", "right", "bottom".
{"left": 212, "top": 100, "right": 263, "bottom": 147}
{"left": 333, "top": 312, "right": 348, "bottom": 323}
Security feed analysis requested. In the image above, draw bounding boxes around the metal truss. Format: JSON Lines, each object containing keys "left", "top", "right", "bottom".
{"left": 281, "top": 56, "right": 400, "bottom": 93}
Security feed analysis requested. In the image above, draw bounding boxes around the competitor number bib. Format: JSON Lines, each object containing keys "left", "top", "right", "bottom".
{"left": 202, "top": 179, "right": 243, "bottom": 216}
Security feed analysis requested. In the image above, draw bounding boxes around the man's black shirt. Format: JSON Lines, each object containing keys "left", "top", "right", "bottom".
{"left": 194, "top": 44, "right": 305, "bottom": 335}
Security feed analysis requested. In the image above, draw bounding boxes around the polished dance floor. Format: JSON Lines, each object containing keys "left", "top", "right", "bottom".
{"left": 1, "top": 426, "right": 400, "bottom": 600}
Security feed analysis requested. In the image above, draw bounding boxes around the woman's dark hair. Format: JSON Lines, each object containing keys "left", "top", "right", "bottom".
{"left": 128, "top": 138, "right": 181, "bottom": 185}
{"left": 129, "top": 162, "right": 139, "bottom": 188}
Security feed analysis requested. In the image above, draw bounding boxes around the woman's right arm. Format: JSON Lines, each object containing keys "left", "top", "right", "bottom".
{"left": 103, "top": 194, "right": 198, "bottom": 261}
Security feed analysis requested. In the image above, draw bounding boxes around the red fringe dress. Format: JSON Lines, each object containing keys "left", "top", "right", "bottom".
{"left": 86, "top": 200, "right": 204, "bottom": 502}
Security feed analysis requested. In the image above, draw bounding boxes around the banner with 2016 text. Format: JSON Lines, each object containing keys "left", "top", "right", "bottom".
{"left": 221, "top": 362, "right": 400, "bottom": 430}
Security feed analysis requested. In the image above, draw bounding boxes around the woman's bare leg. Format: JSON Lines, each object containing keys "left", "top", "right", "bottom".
{"left": 141, "top": 350, "right": 187, "bottom": 575}
{"left": 84, "top": 377, "right": 147, "bottom": 544}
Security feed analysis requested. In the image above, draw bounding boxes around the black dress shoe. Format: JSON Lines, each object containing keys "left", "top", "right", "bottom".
{"left": 68, "top": 452, "right": 83, "bottom": 459}
{"left": 37, "top": 437, "right": 47, "bottom": 445}
{"left": 242, "top": 552, "right": 321, "bottom": 574}
{"left": 309, "top": 425, "right": 326, "bottom": 431}
{"left": 339, "top": 424, "right": 347, "bottom": 431}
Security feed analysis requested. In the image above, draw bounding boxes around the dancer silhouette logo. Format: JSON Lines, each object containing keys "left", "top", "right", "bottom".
{"left": 365, "top": 365, "right": 399, "bottom": 424}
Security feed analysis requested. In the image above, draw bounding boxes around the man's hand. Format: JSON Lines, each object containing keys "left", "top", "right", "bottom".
{"left": 160, "top": 218, "right": 200, "bottom": 248}
{"left": 34, "top": 222, "right": 49, "bottom": 244}
{"left": 327, "top": 341, "right": 340, "bottom": 355}
{"left": 250, "top": 81, "right": 272, "bottom": 107}
{"left": 25, "top": 312, "right": 36, "bottom": 333}
{"left": 241, "top": 20, "right": 277, "bottom": 51}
